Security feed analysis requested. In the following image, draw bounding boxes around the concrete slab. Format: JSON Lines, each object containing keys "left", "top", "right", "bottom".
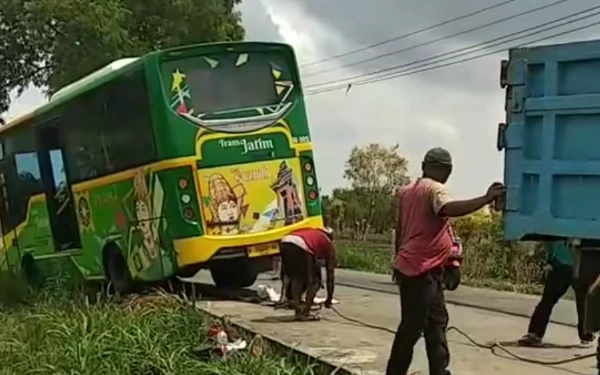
{"left": 192, "top": 271, "right": 597, "bottom": 375}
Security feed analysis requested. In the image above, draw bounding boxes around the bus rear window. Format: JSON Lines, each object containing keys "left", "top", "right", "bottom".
{"left": 188, "top": 59, "right": 277, "bottom": 113}
{"left": 164, "top": 51, "right": 295, "bottom": 117}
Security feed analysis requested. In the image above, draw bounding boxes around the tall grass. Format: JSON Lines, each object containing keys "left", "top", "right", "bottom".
{"left": 0, "top": 272, "right": 317, "bottom": 375}
{"left": 336, "top": 237, "right": 546, "bottom": 295}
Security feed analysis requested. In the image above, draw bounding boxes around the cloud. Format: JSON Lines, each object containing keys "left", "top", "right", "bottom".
{"left": 3, "top": 86, "right": 45, "bottom": 122}
{"left": 242, "top": 0, "right": 600, "bottom": 198}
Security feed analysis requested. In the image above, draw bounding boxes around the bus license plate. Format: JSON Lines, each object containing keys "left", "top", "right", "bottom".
{"left": 248, "top": 242, "right": 280, "bottom": 258}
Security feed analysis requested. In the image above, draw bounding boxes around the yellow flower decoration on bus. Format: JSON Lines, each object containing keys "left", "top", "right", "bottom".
{"left": 75, "top": 191, "right": 94, "bottom": 233}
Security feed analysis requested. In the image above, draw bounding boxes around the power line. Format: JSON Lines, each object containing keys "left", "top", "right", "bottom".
{"left": 300, "top": 0, "right": 518, "bottom": 68}
{"left": 305, "top": 5, "right": 600, "bottom": 90}
{"left": 305, "top": 18, "right": 600, "bottom": 97}
{"left": 303, "top": 0, "right": 571, "bottom": 78}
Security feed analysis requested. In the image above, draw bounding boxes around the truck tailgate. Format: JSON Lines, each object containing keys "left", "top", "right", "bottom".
{"left": 500, "top": 39, "right": 600, "bottom": 240}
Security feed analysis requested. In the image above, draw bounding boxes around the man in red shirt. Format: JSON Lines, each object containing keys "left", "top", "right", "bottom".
{"left": 278, "top": 227, "right": 335, "bottom": 321}
{"left": 386, "top": 147, "right": 505, "bottom": 375}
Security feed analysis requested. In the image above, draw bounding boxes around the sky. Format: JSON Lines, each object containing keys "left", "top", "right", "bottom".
{"left": 5, "top": 0, "right": 600, "bottom": 198}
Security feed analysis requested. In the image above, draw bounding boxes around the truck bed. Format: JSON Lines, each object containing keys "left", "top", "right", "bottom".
{"left": 500, "top": 39, "right": 600, "bottom": 241}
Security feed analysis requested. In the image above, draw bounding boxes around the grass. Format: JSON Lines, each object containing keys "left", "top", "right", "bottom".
{"left": 336, "top": 240, "right": 546, "bottom": 296}
{"left": 0, "top": 272, "right": 318, "bottom": 375}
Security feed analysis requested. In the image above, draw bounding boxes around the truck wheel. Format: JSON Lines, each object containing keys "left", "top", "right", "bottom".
{"left": 103, "top": 245, "right": 133, "bottom": 295}
{"left": 21, "top": 255, "right": 43, "bottom": 289}
{"left": 209, "top": 258, "right": 258, "bottom": 288}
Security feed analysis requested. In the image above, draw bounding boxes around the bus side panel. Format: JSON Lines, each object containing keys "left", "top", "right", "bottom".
{"left": 73, "top": 166, "right": 179, "bottom": 282}
{"left": 1, "top": 196, "right": 54, "bottom": 272}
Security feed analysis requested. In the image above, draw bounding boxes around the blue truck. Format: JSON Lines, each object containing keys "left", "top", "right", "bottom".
{"left": 499, "top": 39, "right": 600, "bottom": 241}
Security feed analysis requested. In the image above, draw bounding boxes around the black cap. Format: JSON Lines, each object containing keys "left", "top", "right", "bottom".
{"left": 423, "top": 147, "right": 452, "bottom": 166}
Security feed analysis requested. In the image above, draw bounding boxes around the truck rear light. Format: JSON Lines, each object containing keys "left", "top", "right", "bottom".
{"left": 304, "top": 161, "right": 312, "bottom": 172}
{"left": 308, "top": 190, "right": 317, "bottom": 200}
{"left": 181, "top": 193, "right": 191, "bottom": 204}
{"left": 306, "top": 176, "right": 314, "bottom": 186}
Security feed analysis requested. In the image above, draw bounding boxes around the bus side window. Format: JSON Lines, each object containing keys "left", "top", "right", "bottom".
{"left": 62, "top": 92, "right": 110, "bottom": 182}
{"left": 1, "top": 129, "right": 43, "bottom": 234}
{"left": 102, "top": 70, "right": 156, "bottom": 173}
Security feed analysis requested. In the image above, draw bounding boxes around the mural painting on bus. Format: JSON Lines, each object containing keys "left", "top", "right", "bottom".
{"left": 201, "top": 159, "right": 305, "bottom": 236}
{"left": 124, "top": 169, "right": 173, "bottom": 280}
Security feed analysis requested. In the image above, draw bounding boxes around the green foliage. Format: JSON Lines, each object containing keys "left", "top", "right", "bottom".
{"left": 0, "top": 279, "right": 316, "bottom": 375}
{"left": 344, "top": 143, "right": 409, "bottom": 192}
{"left": 324, "top": 144, "right": 409, "bottom": 236}
{"left": 0, "top": 0, "right": 244, "bottom": 112}
{"left": 454, "top": 210, "right": 545, "bottom": 290}
{"left": 0, "top": 271, "right": 30, "bottom": 308}
{"left": 335, "top": 210, "right": 547, "bottom": 293}
{"left": 336, "top": 243, "right": 391, "bottom": 275}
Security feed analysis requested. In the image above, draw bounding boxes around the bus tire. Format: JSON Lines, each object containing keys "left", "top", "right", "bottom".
{"left": 209, "top": 258, "right": 258, "bottom": 288}
{"left": 102, "top": 245, "right": 133, "bottom": 295}
{"left": 21, "top": 255, "right": 44, "bottom": 289}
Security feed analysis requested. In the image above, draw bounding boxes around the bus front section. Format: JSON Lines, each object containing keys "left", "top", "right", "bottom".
{"left": 160, "top": 42, "right": 323, "bottom": 287}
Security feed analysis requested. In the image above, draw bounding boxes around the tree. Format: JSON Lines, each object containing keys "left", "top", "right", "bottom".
{"left": 344, "top": 143, "right": 409, "bottom": 194}
{"left": 342, "top": 144, "right": 410, "bottom": 237}
{"left": 0, "top": 0, "right": 244, "bottom": 112}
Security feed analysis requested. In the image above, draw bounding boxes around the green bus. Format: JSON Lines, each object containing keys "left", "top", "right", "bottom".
{"left": 0, "top": 42, "right": 324, "bottom": 291}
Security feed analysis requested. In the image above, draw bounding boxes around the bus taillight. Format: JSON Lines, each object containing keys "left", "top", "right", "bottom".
{"left": 183, "top": 207, "right": 195, "bottom": 220}
{"left": 308, "top": 190, "right": 317, "bottom": 200}
{"left": 178, "top": 177, "right": 188, "bottom": 190}
{"left": 306, "top": 176, "right": 314, "bottom": 186}
{"left": 304, "top": 161, "right": 313, "bottom": 172}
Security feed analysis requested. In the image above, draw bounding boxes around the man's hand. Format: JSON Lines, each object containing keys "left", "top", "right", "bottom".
{"left": 485, "top": 182, "right": 505, "bottom": 202}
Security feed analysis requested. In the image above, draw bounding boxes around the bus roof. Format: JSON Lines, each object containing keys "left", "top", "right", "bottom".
{"left": 0, "top": 41, "right": 294, "bottom": 136}
{"left": 0, "top": 56, "right": 145, "bottom": 135}
{"left": 50, "top": 58, "right": 139, "bottom": 102}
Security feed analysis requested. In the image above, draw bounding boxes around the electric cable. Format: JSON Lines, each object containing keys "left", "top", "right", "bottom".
{"left": 330, "top": 306, "right": 596, "bottom": 366}
{"left": 305, "top": 18, "right": 600, "bottom": 97}
{"left": 303, "top": 0, "right": 571, "bottom": 77}
{"left": 305, "top": 5, "right": 600, "bottom": 90}
{"left": 300, "top": 0, "right": 518, "bottom": 68}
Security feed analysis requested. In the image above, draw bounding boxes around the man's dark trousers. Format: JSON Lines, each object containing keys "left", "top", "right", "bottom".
{"left": 577, "top": 250, "right": 600, "bottom": 375}
{"left": 528, "top": 260, "right": 587, "bottom": 340}
{"left": 386, "top": 266, "right": 451, "bottom": 375}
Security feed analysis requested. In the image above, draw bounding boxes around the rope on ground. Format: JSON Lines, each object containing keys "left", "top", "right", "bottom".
{"left": 330, "top": 306, "right": 596, "bottom": 366}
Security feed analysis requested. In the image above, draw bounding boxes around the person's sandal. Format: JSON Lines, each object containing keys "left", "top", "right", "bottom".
{"left": 294, "top": 314, "right": 320, "bottom": 322}
{"left": 517, "top": 333, "right": 542, "bottom": 347}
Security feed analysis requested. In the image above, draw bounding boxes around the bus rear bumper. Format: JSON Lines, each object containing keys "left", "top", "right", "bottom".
{"left": 174, "top": 216, "right": 324, "bottom": 268}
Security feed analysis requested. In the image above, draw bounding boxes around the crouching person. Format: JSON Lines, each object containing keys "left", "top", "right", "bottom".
{"left": 278, "top": 227, "right": 335, "bottom": 321}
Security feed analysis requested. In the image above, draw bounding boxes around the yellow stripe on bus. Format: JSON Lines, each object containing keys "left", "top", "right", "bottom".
{"left": 1, "top": 194, "right": 46, "bottom": 254}
{"left": 72, "top": 157, "right": 197, "bottom": 192}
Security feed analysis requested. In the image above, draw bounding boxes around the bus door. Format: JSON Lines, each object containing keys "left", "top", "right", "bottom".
{"left": 0, "top": 155, "right": 14, "bottom": 269}
{"left": 36, "top": 122, "right": 81, "bottom": 251}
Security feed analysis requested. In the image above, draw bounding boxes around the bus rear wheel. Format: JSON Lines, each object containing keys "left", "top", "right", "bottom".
{"left": 103, "top": 245, "right": 133, "bottom": 295}
{"left": 209, "top": 258, "right": 258, "bottom": 288}
{"left": 21, "top": 255, "right": 44, "bottom": 290}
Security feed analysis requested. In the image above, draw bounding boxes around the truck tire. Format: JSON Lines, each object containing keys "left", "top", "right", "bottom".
{"left": 102, "top": 244, "right": 133, "bottom": 294}
{"left": 209, "top": 258, "right": 258, "bottom": 288}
